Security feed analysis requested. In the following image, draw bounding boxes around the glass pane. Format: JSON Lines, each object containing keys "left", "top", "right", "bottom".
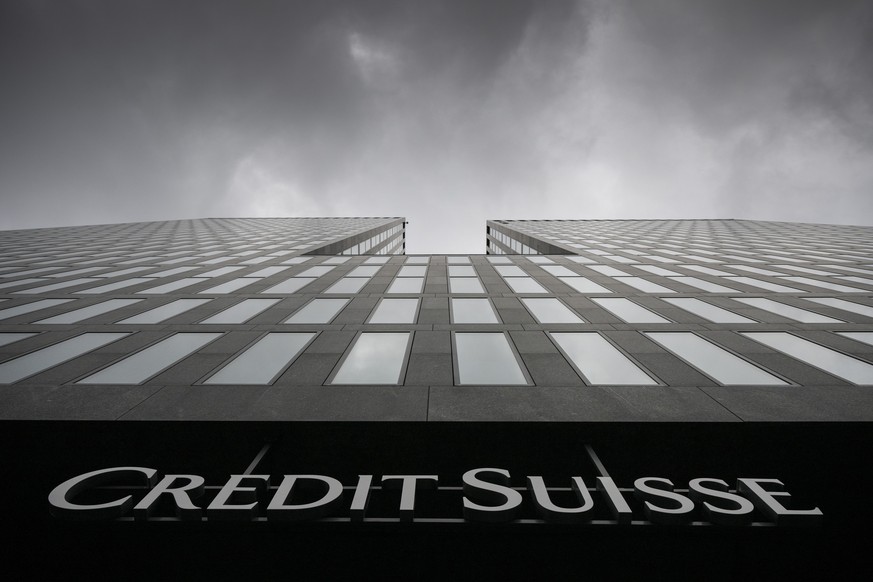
{"left": 449, "top": 278, "right": 486, "bottom": 294}
{"left": 486, "top": 257, "right": 511, "bottom": 264}
{"left": 743, "top": 332, "right": 873, "bottom": 385}
{"left": 527, "top": 257, "right": 554, "bottom": 264}
{"left": 37, "top": 299, "right": 143, "bottom": 324}
{"left": 205, "top": 333, "right": 314, "bottom": 384}
{"left": 0, "top": 333, "right": 36, "bottom": 347}
{"left": 615, "top": 277, "right": 676, "bottom": 293}
{"left": 369, "top": 298, "right": 419, "bottom": 324}
{"left": 589, "top": 265, "right": 627, "bottom": 277}
{"left": 16, "top": 278, "right": 102, "bottom": 294}
{"left": 838, "top": 332, "right": 873, "bottom": 348}
{"left": 668, "top": 277, "right": 739, "bottom": 293}
{"left": 734, "top": 298, "right": 842, "bottom": 323}
{"left": 196, "top": 278, "right": 257, "bottom": 294}
{"left": 724, "top": 277, "right": 803, "bottom": 293}
{"left": 503, "top": 277, "right": 547, "bottom": 294}
{"left": 540, "top": 265, "right": 576, "bottom": 277}
{"left": 285, "top": 298, "right": 349, "bottom": 323}
{"left": 0, "top": 299, "right": 74, "bottom": 321}
{"left": 551, "top": 332, "right": 656, "bottom": 385}
{"left": 119, "top": 299, "right": 211, "bottom": 324}
{"left": 447, "top": 256, "right": 471, "bottom": 264}
{"left": 662, "top": 298, "right": 755, "bottom": 323}
{"left": 558, "top": 277, "right": 611, "bottom": 293}
{"left": 387, "top": 277, "right": 424, "bottom": 294}
{"left": 262, "top": 277, "right": 317, "bottom": 294}
{"left": 199, "top": 266, "right": 244, "bottom": 278}
{"left": 592, "top": 298, "right": 669, "bottom": 323}
{"left": 348, "top": 266, "right": 381, "bottom": 277}
{"left": 78, "top": 278, "right": 158, "bottom": 294}
{"left": 405, "top": 256, "right": 430, "bottom": 264}
{"left": 448, "top": 266, "right": 476, "bottom": 277}
{"left": 78, "top": 333, "right": 221, "bottom": 384}
{"left": 330, "top": 332, "right": 410, "bottom": 384}
{"left": 634, "top": 265, "right": 681, "bottom": 277}
{"left": 521, "top": 298, "right": 583, "bottom": 323}
{"left": 139, "top": 278, "right": 207, "bottom": 294}
{"left": 646, "top": 332, "right": 786, "bottom": 385}
{"left": 494, "top": 266, "right": 527, "bottom": 277}
{"left": 365, "top": 257, "right": 391, "bottom": 264}
{"left": 455, "top": 333, "right": 527, "bottom": 385}
{"left": 246, "top": 266, "right": 289, "bottom": 278}
{"left": 200, "top": 298, "right": 280, "bottom": 324}
{"left": 806, "top": 298, "right": 873, "bottom": 318}
{"left": 398, "top": 266, "right": 427, "bottom": 277}
{"left": 298, "top": 266, "right": 334, "bottom": 277}
{"left": 778, "top": 276, "right": 865, "bottom": 293}
{"left": 0, "top": 333, "right": 129, "bottom": 384}
{"left": 452, "top": 298, "right": 500, "bottom": 324}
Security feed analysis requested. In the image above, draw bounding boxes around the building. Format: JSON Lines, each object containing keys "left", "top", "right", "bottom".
{"left": 2, "top": 217, "right": 872, "bottom": 579}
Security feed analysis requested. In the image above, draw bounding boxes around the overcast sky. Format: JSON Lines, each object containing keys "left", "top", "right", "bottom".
{"left": 1, "top": 1, "right": 871, "bottom": 253}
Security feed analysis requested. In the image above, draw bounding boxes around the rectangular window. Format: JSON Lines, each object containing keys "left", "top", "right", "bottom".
{"left": 726, "top": 265, "right": 785, "bottom": 276}
{"left": 330, "top": 332, "right": 411, "bottom": 384}
{"left": 540, "top": 265, "right": 576, "bottom": 277}
{"left": 285, "top": 298, "right": 349, "bottom": 323}
{"left": 201, "top": 298, "right": 280, "bottom": 324}
{"left": 76, "top": 278, "right": 158, "bottom": 294}
{"left": 448, "top": 265, "right": 476, "bottom": 277}
{"left": 615, "top": 277, "right": 676, "bottom": 293}
{"left": 323, "top": 257, "right": 349, "bottom": 264}
{"left": 733, "top": 298, "right": 842, "bottom": 323}
{"left": 589, "top": 265, "right": 628, "bottom": 277}
{"left": 778, "top": 276, "right": 865, "bottom": 293}
{"left": 78, "top": 333, "right": 221, "bottom": 384}
{"left": 198, "top": 278, "right": 258, "bottom": 294}
{"left": 13, "top": 278, "right": 101, "bottom": 294}
{"left": 723, "top": 277, "right": 803, "bottom": 293}
{"left": 118, "top": 299, "right": 212, "bottom": 324}
{"left": 806, "top": 298, "right": 873, "bottom": 318}
{"left": 743, "top": 332, "right": 873, "bottom": 385}
{"left": 680, "top": 265, "right": 733, "bottom": 276}
{"left": 558, "top": 277, "right": 611, "bottom": 294}
{"left": 551, "top": 332, "right": 656, "bottom": 385}
{"left": 454, "top": 333, "right": 528, "bottom": 385}
{"left": 646, "top": 332, "right": 786, "bottom": 385}
{"left": 449, "top": 277, "right": 486, "bottom": 294}
{"left": 447, "top": 256, "right": 471, "bottom": 264}
{"left": 503, "top": 277, "right": 547, "bottom": 294}
{"left": 521, "top": 298, "right": 583, "bottom": 323}
{"left": 405, "top": 256, "right": 430, "bottom": 264}
{"left": 486, "top": 256, "right": 511, "bottom": 264}
{"left": 369, "top": 298, "right": 419, "bottom": 324}
{"left": 452, "top": 298, "right": 500, "bottom": 324}
{"left": 199, "top": 266, "right": 245, "bottom": 278}
{"left": 297, "top": 266, "right": 334, "bottom": 277}
{"left": 204, "top": 333, "right": 315, "bottom": 384}
{"left": 0, "top": 333, "right": 129, "bottom": 384}
{"left": 140, "top": 278, "right": 208, "bottom": 294}
{"left": 365, "top": 257, "right": 391, "bottom": 264}
{"left": 348, "top": 266, "right": 381, "bottom": 277}
{"left": 592, "top": 298, "right": 670, "bottom": 323}
{"left": 773, "top": 265, "right": 836, "bottom": 276}
{"left": 838, "top": 332, "right": 873, "bottom": 347}
{"left": 0, "top": 299, "right": 74, "bottom": 321}
{"left": 527, "top": 257, "right": 553, "bottom": 264}
{"left": 668, "top": 276, "right": 739, "bottom": 293}
{"left": 0, "top": 333, "right": 36, "bottom": 347}
{"left": 386, "top": 277, "right": 424, "bottom": 294}
{"left": 246, "top": 266, "right": 289, "bottom": 278}
{"left": 398, "top": 266, "right": 427, "bottom": 277}
{"left": 263, "top": 277, "right": 318, "bottom": 294}
{"left": 662, "top": 297, "right": 755, "bottom": 323}
{"left": 322, "top": 277, "right": 369, "bottom": 294}
{"left": 494, "top": 265, "right": 527, "bottom": 277}
{"left": 37, "top": 299, "right": 143, "bottom": 324}
{"left": 149, "top": 267, "right": 197, "bottom": 278}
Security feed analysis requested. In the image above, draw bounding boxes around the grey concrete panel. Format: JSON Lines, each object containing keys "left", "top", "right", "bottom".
{"left": 411, "top": 331, "right": 451, "bottom": 354}
{"left": 401, "top": 354, "right": 455, "bottom": 386}
{"left": 701, "top": 385, "right": 873, "bottom": 421}
{"left": 521, "top": 353, "right": 585, "bottom": 386}
{"left": 274, "top": 353, "right": 342, "bottom": 385}
{"left": 0, "top": 384, "right": 162, "bottom": 420}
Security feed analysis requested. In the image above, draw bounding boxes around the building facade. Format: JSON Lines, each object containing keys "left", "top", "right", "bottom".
{"left": 2, "top": 218, "right": 872, "bottom": 578}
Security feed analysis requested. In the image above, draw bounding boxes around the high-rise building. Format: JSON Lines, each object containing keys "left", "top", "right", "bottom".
{"left": 2, "top": 218, "right": 871, "bottom": 578}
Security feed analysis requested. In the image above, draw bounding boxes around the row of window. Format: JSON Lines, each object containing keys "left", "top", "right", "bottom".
{"left": 3, "top": 295, "right": 872, "bottom": 325}
{"left": 1, "top": 330, "right": 872, "bottom": 386}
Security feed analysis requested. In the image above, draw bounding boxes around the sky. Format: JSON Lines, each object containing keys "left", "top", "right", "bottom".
{"left": 1, "top": 0, "right": 872, "bottom": 253}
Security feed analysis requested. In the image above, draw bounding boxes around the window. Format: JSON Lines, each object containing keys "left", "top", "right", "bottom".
{"left": 551, "top": 332, "right": 656, "bottom": 385}
{"left": 723, "top": 277, "right": 803, "bottom": 293}
{"left": 139, "top": 278, "right": 207, "bottom": 294}
{"left": 778, "top": 276, "right": 865, "bottom": 293}
{"left": 0, "top": 299, "right": 74, "bottom": 321}
{"left": 0, "top": 333, "right": 36, "bottom": 348}
{"left": 646, "top": 332, "right": 786, "bottom": 385}
{"left": 661, "top": 298, "right": 755, "bottom": 324}
{"left": 452, "top": 298, "right": 500, "bottom": 324}
{"left": 263, "top": 277, "right": 318, "bottom": 294}
{"left": 285, "top": 298, "right": 349, "bottom": 324}
{"left": 615, "top": 277, "right": 676, "bottom": 294}
{"left": 369, "top": 298, "right": 420, "bottom": 324}
{"left": 198, "top": 278, "right": 257, "bottom": 294}
{"left": 0, "top": 333, "right": 129, "bottom": 384}
{"left": 405, "top": 256, "right": 430, "bottom": 264}
{"left": 78, "top": 333, "right": 221, "bottom": 384}
{"left": 733, "top": 298, "right": 842, "bottom": 324}
{"left": 592, "top": 298, "right": 669, "bottom": 324}
{"left": 13, "top": 278, "right": 100, "bottom": 294}
{"left": 503, "top": 277, "right": 547, "bottom": 294}
{"left": 589, "top": 265, "right": 628, "bottom": 277}
{"left": 838, "top": 332, "right": 873, "bottom": 348}
{"left": 742, "top": 332, "right": 873, "bottom": 385}
{"left": 398, "top": 266, "right": 426, "bottom": 277}
{"left": 454, "top": 333, "right": 528, "bottom": 385}
{"left": 540, "top": 265, "right": 576, "bottom": 277}
{"left": 667, "top": 277, "right": 739, "bottom": 293}
{"left": 387, "top": 277, "right": 424, "bottom": 294}
{"left": 330, "top": 332, "right": 411, "bottom": 384}
{"left": 558, "top": 277, "right": 611, "bottom": 294}
{"left": 449, "top": 278, "right": 486, "bottom": 294}
{"left": 521, "top": 298, "right": 583, "bottom": 324}
{"left": 204, "top": 333, "right": 315, "bottom": 384}
{"left": 297, "top": 266, "right": 334, "bottom": 277}
{"left": 805, "top": 298, "right": 873, "bottom": 318}
{"left": 201, "top": 298, "right": 280, "bottom": 324}
{"left": 118, "top": 299, "right": 212, "bottom": 324}
{"left": 447, "top": 256, "right": 471, "bottom": 264}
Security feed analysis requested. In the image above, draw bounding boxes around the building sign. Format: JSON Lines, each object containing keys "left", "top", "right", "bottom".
{"left": 48, "top": 466, "right": 822, "bottom": 526}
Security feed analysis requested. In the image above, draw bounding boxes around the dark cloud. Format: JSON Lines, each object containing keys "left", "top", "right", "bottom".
{"left": 0, "top": 1, "right": 870, "bottom": 252}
